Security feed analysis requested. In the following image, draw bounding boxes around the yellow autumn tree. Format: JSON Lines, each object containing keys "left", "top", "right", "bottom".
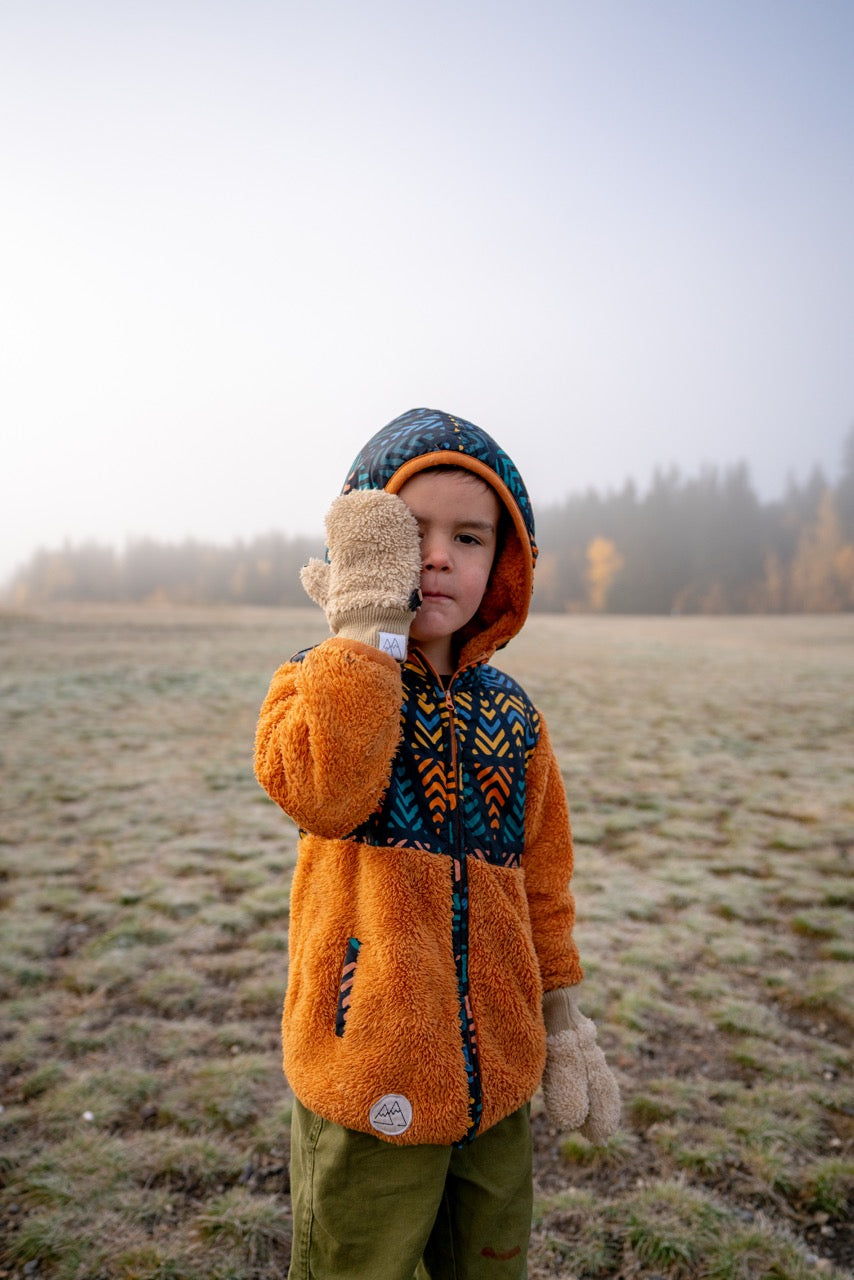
{"left": 585, "top": 536, "right": 624, "bottom": 611}
{"left": 789, "top": 491, "right": 854, "bottom": 611}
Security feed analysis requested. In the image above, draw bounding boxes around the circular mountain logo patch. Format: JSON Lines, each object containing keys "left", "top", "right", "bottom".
{"left": 369, "top": 1093, "right": 413, "bottom": 1135}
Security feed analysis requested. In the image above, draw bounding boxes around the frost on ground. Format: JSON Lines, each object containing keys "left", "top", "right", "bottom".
{"left": 0, "top": 606, "right": 851, "bottom": 1279}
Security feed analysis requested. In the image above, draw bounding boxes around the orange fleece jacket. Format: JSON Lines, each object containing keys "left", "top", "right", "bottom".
{"left": 255, "top": 636, "right": 582, "bottom": 1146}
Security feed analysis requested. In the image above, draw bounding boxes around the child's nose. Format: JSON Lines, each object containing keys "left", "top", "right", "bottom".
{"left": 421, "top": 535, "right": 452, "bottom": 570}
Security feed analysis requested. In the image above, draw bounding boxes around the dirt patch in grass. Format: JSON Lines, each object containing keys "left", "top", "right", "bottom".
{"left": 1, "top": 606, "right": 851, "bottom": 1278}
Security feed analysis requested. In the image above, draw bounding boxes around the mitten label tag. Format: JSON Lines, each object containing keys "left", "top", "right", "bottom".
{"left": 378, "top": 632, "right": 407, "bottom": 661}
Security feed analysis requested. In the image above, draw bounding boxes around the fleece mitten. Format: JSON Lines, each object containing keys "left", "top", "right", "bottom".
{"left": 541, "top": 986, "right": 621, "bottom": 1144}
{"left": 300, "top": 490, "right": 422, "bottom": 659}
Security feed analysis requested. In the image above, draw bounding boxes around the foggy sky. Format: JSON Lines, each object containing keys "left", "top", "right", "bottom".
{"left": 2, "top": 0, "right": 853, "bottom": 585}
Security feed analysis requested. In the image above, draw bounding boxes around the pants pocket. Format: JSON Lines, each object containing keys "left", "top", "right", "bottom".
{"left": 334, "top": 936, "right": 361, "bottom": 1037}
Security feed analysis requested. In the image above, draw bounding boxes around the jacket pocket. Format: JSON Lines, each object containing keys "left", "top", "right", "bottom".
{"left": 334, "top": 937, "right": 361, "bottom": 1037}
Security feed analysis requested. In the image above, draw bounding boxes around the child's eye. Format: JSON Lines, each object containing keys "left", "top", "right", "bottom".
{"left": 456, "top": 533, "right": 482, "bottom": 546}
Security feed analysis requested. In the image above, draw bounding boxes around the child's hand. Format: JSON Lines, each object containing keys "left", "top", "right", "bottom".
{"left": 300, "top": 489, "right": 422, "bottom": 659}
{"left": 541, "top": 986, "right": 621, "bottom": 1144}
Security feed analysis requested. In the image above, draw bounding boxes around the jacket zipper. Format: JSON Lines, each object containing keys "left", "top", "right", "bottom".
{"left": 441, "top": 675, "right": 483, "bottom": 1144}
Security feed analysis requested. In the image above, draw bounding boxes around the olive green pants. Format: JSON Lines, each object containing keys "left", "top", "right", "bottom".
{"left": 287, "top": 1098, "right": 533, "bottom": 1280}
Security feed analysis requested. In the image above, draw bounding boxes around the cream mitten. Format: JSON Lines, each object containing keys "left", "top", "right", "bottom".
{"left": 541, "top": 986, "right": 621, "bottom": 1144}
{"left": 300, "top": 490, "right": 422, "bottom": 659}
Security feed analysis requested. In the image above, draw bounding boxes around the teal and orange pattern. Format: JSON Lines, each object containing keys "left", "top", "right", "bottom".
{"left": 352, "top": 652, "right": 539, "bottom": 863}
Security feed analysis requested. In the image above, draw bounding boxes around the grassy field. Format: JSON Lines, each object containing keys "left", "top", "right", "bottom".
{"left": 0, "top": 605, "right": 851, "bottom": 1280}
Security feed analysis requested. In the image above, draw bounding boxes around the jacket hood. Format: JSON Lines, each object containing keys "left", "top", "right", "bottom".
{"left": 342, "top": 407, "right": 537, "bottom": 665}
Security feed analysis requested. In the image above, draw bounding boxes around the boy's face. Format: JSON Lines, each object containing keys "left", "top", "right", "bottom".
{"left": 397, "top": 468, "right": 501, "bottom": 674}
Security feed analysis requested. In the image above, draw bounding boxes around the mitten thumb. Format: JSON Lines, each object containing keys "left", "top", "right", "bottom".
{"left": 300, "top": 558, "right": 330, "bottom": 609}
{"left": 578, "top": 1057, "right": 622, "bottom": 1145}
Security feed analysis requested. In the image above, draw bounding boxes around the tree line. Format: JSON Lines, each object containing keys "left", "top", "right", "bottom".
{"left": 3, "top": 532, "right": 323, "bottom": 610}
{"left": 534, "top": 445, "right": 854, "bottom": 614}
{"left": 6, "top": 431, "right": 854, "bottom": 614}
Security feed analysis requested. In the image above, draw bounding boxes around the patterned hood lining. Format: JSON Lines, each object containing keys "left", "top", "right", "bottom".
{"left": 342, "top": 408, "right": 537, "bottom": 663}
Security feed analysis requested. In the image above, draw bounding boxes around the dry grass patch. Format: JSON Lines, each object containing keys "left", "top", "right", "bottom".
{"left": 1, "top": 607, "right": 852, "bottom": 1278}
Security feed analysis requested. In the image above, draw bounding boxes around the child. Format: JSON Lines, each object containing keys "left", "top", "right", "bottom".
{"left": 255, "top": 407, "right": 620, "bottom": 1280}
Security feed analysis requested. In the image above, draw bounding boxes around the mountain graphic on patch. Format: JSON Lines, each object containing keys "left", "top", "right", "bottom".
{"left": 369, "top": 1093, "right": 413, "bottom": 1134}
{"left": 375, "top": 1101, "right": 405, "bottom": 1124}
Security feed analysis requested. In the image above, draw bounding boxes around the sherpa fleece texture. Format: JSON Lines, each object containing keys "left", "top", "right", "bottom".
{"left": 254, "top": 408, "right": 586, "bottom": 1146}
{"left": 541, "top": 987, "right": 621, "bottom": 1143}
{"left": 300, "top": 489, "right": 422, "bottom": 651}
{"left": 255, "top": 648, "right": 581, "bottom": 1145}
